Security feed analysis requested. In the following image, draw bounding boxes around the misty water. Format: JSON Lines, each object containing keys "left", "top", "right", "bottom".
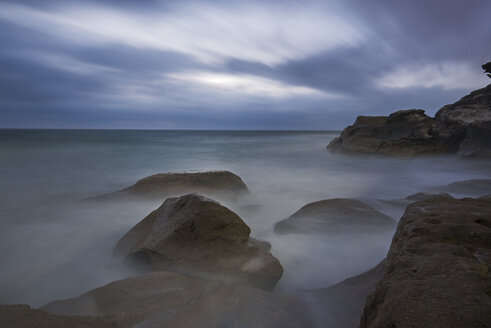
{"left": 1, "top": 129, "right": 490, "bottom": 307}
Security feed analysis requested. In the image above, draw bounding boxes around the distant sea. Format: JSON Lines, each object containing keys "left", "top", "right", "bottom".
{"left": 1, "top": 129, "right": 489, "bottom": 306}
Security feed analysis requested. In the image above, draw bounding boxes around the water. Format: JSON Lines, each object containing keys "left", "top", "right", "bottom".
{"left": 0, "top": 129, "right": 489, "bottom": 307}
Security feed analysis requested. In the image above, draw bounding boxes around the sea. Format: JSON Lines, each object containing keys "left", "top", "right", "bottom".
{"left": 0, "top": 129, "right": 489, "bottom": 307}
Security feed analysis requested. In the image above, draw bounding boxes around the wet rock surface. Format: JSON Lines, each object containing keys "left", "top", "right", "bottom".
{"left": 360, "top": 197, "right": 491, "bottom": 328}
{"left": 274, "top": 198, "right": 396, "bottom": 234}
{"left": 114, "top": 194, "right": 283, "bottom": 290}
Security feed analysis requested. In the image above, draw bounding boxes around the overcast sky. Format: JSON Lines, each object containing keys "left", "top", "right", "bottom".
{"left": 0, "top": 0, "right": 489, "bottom": 129}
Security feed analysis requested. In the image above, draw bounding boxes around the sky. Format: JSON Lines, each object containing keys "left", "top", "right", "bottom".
{"left": 0, "top": 0, "right": 490, "bottom": 129}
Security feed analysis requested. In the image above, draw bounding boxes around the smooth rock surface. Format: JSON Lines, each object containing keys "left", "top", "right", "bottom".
{"left": 43, "top": 271, "right": 310, "bottom": 328}
{"left": 0, "top": 304, "right": 114, "bottom": 328}
{"left": 96, "top": 170, "right": 248, "bottom": 200}
{"left": 114, "top": 194, "right": 283, "bottom": 289}
{"left": 274, "top": 198, "right": 396, "bottom": 234}
{"left": 327, "top": 109, "right": 465, "bottom": 156}
{"left": 360, "top": 197, "right": 491, "bottom": 328}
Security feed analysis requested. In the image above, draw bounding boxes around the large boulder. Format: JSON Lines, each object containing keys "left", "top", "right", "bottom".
{"left": 42, "top": 271, "right": 310, "bottom": 328}
{"left": 113, "top": 194, "right": 283, "bottom": 290}
{"left": 0, "top": 304, "right": 114, "bottom": 328}
{"left": 435, "top": 84, "right": 491, "bottom": 124}
{"left": 274, "top": 198, "right": 396, "bottom": 234}
{"left": 95, "top": 170, "right": 248, "bottom": 200}
{"left": 360, "top": 197, "right": 491, "bottom": 328}
{"left": 327, "top": 109, "right": 465, "bottom": 156}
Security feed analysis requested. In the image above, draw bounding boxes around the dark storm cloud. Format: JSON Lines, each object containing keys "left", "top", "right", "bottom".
{"left": 0, "top": 0, "right": 489, "bottom": 129}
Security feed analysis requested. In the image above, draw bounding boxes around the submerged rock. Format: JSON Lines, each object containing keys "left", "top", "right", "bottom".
{"left": 327, "top": 109, "right": 465, "bottom": 156}
{"left": 274, "top": 198, "right": 396, "bottom": 234}
{"left": 0, "top": 304, "right": 113, "bottom": 328}
{"left": 113, "top": 194, "right": 283, "bottom": 290}
{"left": 94, "top": 170, "right": 248, "bottom": 200}
{"left": 360, "top": 197, "right": 491, "bottom": 328}
{"left": 42, "top": 271, "right": 310, "bottom": 328}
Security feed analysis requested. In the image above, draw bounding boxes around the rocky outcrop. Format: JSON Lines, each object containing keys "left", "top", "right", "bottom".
{"left": 95, "top": 170, "right": 248, "bottom": 200}
{"left": 113, "top": 194, "right": 283, "bottom": 290}
{"left": 274, "top": 198, "right": 396, "bottom": 234}
{"left": 42, "top": 271, "right": 311, "bottom": 328}
{"left": 457, "top": 120, "right": 491, "bottom": 155}
{"left": 404, "top": 191, "right": 453, "bottom": 201}
{"left": 360, "top": 197, "right": 491, "bottom": 328}
{"left": 0, "top": 304, "right": 114, "bottom": 328}
{"left": 440, "top": 178, "right": 491, "bottom": 196}
{"left": 328, "top": 84, "right": 491, "bottom": 156}
{"left": 435, "top": 84, "right": 491, "bottom": 124}
{"left": 327, "top": 109, "right": 465, "bottom": 156}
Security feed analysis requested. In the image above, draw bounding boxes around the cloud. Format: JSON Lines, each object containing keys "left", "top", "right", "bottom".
{"left": 0, "top": 2, "right": 366, "bottom": 66}
{"left": 166, "top": 71, "right": 337, "bottom": 99}
{"left": 375, "top": 61, "right": 489, "bottom": 90}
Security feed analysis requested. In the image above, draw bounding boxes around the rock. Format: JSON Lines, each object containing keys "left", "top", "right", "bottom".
{"left": 304, "top": 260, "right": 386, "bottom": 328}
{"left": 95, "top": 171, "right": 248, "bottom": 201}
{"left": 435, "top": 84, "right": 491, "bottom": 124}
{"left": 405, "top": 191, "right": 453, "bottom": 202}
{"left": 327, "top": 109, "right": 465, "bottom": 156}
{"left": 0, "top": 304, "right": 114, "bottom": 328}
{"left": 42, "top": 271, "right": 310, "bottom": 328}
{"left": 457, "top": 120, "right": 491, "bottom": 155}
{"left": 441, "top": 178, "right": 491, "bottom": 196}
{"left": 274, "top": 198, "right": 396, "bottom": 234}
{"left": 113, "top": 194, "right": 283, "bottom": 290}
{"left": 360, "top": 197, "right": 491, "bottom": 328}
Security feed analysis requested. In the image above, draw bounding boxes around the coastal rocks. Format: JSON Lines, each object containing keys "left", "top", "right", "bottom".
{"left": 360, "top": 197, "right": 491, "bottom": 328}
{"left": 113, "top": 194, "right": 283, "bottom": 290}
{"left": 305, "top": 260, "right": 386, "bottom": 328}
{"left": 274, "top": 198, "right": 396, "bottom": 234}
{"left": 327, "top": 109, "right": 465, "bottom": 156}
{"left": 0, "top": 304, "right": 113, "bottom": 328}
{"left": 42, "top": 271, "right": 310, "bottom": 328}
{"left": 440, "top": 178, "right": 491, "bottom": 196}
{"left": 435, "top": 84, "right": 491, "bottom": 124}
{"left": 98, "top": 170, "right": 248, "bottom": 200}
{"left": 328, "top": 84, "right": 491, "bottom": 156}
{"left": 457, "top": 120, "right": 491, "bottom": 155}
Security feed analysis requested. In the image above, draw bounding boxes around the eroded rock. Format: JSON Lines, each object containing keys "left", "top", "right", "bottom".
{"left": 435, "top": 84, "right": 491, "bottom": 124}
{"left": 113, "top": 194, "right": 283, "bottom": 290}
{"left": 360, "top": 197, "right": 491, "bottom": 328}
{"left": 327, "top": 109, "right": 465, "bottom": 156}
